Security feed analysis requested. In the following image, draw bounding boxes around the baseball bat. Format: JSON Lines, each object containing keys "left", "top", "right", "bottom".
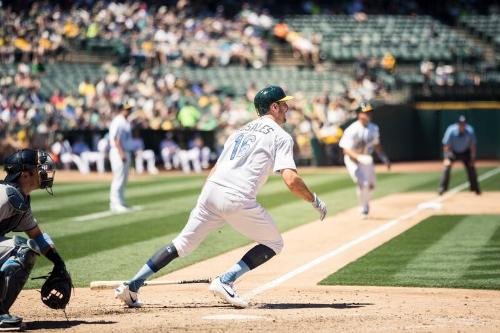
{"left": 90, "top": 278, "right": 212, "bottom": 290}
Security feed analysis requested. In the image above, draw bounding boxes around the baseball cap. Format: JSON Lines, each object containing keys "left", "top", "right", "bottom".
{"left": 458, "top": 115, "right": 466, "bottom": 123}
{"left": 356, "top": 103, "right": 374, "bottom": 113}
{"left": 254, "top": 86, "right": 294, "bottom": 116}
{"left": 119, "top": 102, "right": 134, "bottom": 110}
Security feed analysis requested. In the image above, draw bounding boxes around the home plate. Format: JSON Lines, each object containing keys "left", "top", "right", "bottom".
{"left": 203, "top": 314, "right": 264, "bottom": 321}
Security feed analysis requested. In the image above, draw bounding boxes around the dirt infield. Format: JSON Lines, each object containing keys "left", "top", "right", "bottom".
{"left": 12, "top": 190, "right": 500, "bottom": 332}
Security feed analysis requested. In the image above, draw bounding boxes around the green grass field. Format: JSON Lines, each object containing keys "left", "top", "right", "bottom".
{"left": 20, "top": 167, "right": 500, "bottom": 288}
{"left": 320, "top": 215, "right": 500, "bottom": 290}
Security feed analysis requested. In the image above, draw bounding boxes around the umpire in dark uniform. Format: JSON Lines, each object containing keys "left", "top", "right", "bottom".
{"left": 439, "top": 115, "right": 481, "bottom": 195}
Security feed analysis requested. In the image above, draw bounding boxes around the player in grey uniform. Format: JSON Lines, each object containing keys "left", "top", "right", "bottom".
{"left": 115, "top": 86, "right": 327, "bottom": 308}
{"left": 109, "top": 103, "right": 134, "bottom": 212}
{"left": 0, "top": 149, "right": 70, "bottom": 329}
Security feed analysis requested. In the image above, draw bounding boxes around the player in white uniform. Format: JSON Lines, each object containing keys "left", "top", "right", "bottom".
{"left": 339, "top": 103, "right": 390, "bottom": 218}
{"left": 115, "top": 86, "right": 327, "bottom": 308}
{"left": 109, "top": 103, "right": 134, "bottom": 212}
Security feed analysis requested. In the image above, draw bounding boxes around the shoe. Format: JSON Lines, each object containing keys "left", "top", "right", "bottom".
{"left": 115, "top": 283, "right": 142, "bottom": 308}
{"left": 438, "top": 189, "right": 445, "bottom": 196}
{"left": 0, "top": 313, "right": 22, "bottom": 330}
{"left": 475, "top": 190, "right": 482, "bottom": 195}
{"left": 209, "top": 277, "right": 248, "bottom": 308}
{"left": 360, "top": 207, "right": 369, "bottom": 219}
{"left": 110, "top": 204, "right": 133, "bottom": 213}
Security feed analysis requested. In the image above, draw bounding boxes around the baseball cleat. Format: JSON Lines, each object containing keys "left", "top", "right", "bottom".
{"left": 0, "top": 313, "right": 22, "bottom": 331}
{"left": 209, "top": 277, "right": 248, "bottom": 308}
{"left": 360, "top": 207, "right": 369, "bottom": 219}
{"left": 115, "top": 283, "right": 142, "bottom": 308}
{"left": 110, "top": 204, "right": 133, "bottom": 213}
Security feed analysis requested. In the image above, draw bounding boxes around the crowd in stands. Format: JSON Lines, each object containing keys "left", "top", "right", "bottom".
{"left": 1, "top": 57, "right": 387, "bottom": 167}
{"left": 1, "top": 0, "right": 499, "bottom": 169}
{"left": 0, "top": 1, "right": 271, "bottom": 68}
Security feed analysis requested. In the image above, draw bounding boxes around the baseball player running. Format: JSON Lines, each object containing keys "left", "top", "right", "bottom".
{"left": 0, "top": 149, "right": 71, "bottom": 329}
{"left": 339, "top": 103, "right": 390, "bottom": 218}
{"left": 115, "top": 86, "right": 327, "bottom": 308}
{"left": 109, "top": 103, "right": 134, "bottom": 212}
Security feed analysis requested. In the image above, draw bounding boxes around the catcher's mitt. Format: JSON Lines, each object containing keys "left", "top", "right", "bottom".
{"left": 40, "top": 265, "right": 73, "bottom": 309}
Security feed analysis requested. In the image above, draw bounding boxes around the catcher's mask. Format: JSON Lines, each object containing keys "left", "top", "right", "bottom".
{"left": 4, "top": 149, "right": 56, "bottom": 195}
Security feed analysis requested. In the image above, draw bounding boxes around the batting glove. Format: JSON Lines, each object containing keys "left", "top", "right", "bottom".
{"left": 312, "top": 193, "right": 327, "bottom": 221}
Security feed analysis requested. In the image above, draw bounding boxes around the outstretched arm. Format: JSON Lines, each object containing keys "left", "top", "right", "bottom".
{"left": 281, "top": 169, "right": 327, "bottom": 220}
{"left": 281, "top": 168, "right": 314, "bottom": 202}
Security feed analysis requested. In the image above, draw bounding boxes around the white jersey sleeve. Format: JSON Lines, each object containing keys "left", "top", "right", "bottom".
{"left": 339, "top": 124, "right": 355, "bottom": 150}
{"left": 273, "top": 136, "right": 296, "bottom": 172}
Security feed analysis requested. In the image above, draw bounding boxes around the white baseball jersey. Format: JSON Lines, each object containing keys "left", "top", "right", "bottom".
{"left": 339, "top": 120, "right": 380, "bottom": 155}
{"left": 172, "top": 116, "right": 295, "bottom": 257}
{"left": 208, "top": 116, "right": 297, "bottom": 200}
{"left": 339, "top": 120, "right": 379, "bottom": 187}
{"left": 109, "top": 114, "right": 133, "bottom": 152}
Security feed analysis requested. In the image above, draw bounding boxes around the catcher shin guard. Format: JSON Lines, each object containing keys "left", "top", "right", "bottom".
{"left": 0, "top": 241, "right": 37, "bottom": 312}
{"left": 241, "top": 244, "right": 276, "bottom": 270}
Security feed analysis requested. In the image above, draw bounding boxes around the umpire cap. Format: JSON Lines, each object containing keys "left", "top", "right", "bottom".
{"left": 254, "top": 86, "right": 294, "bottom": 116}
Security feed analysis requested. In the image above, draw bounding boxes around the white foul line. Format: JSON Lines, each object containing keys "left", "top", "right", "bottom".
{"left": 73, "top": 206, "right": 144, "bottom": 222}
{"left": 243, "top": 167, "right": 500, "bottom": 300}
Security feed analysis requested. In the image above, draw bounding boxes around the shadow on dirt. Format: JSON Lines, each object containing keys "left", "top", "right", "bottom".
{"left": 259, "top": 302, "right": 373, "bottom": 309}
{"left": 26, "top": 320, "right": 116, "bottom": 330}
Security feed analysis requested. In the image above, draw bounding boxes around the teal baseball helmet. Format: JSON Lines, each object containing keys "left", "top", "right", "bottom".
{"left": 253, "top": 86, "right": 294, "bottom": 116}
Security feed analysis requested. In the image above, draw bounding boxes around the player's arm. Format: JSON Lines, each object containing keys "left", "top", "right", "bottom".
{"left": 342, "top": 147, "right": 360, "bottom": 162}
{"left": 25, "top": 226, "right": 66, "bottom": 268}
{"left": 114, "top": 136, "right": 126, "bottom": 161}
{"left": 281, "top": 168, "right": 314, "bottom": 202}
{"left": 374, "top": 143, "right": 391, "bottom": 170}
{"left": 281, "top": 168, "right": 327, "bottom": 220}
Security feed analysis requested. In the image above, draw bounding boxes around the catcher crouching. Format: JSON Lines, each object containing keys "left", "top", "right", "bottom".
{"left": 0, "top": 149, "right": 72, "bottom": 330}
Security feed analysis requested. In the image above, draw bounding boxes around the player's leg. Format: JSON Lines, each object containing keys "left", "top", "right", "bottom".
{"left": 116, "top": 184, "right": 224, "bottom": 306}
{"left": 211, "top": 202, "right": 283, "bottom": 307}
{"left": 96, "top": 152, "right": 106, "bottom": 173}
{"left": 120, "top": 153, "right": 131, "bottom": 205}
{"left": 438, "top": 159, "right": 453, "bottom": 195}
{"left": 178, "top": 150, "right": 191, "bottom": 173}
{"left": 355, "top": 163, "right": 371, "bottom": 217}
{"left": 201, "top": 147, "right": 210, "bottom": 169}
{"left": 461, "top": 152, "right": 481, "bottom": 194}
{"left": 109, "top": 149, "right": 125, "bottom": 209}
{"left": 0, "top": 237, "right": 38, "bottom": 329}
{"left": 143, "top": 150, "right": 159, "bottom": 174}
{"left": 189, "top": 148, "right": 202, "bottom": 173}
{"left": 134, "top": 150, "right": 144, "bottom": 174}
{"left": 161, "top": 148, "right": 172, "bottom": 169}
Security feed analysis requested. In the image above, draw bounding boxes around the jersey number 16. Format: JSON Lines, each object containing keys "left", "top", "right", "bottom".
{"left": 230, "top": 134, "right": 256, "bottom": 160}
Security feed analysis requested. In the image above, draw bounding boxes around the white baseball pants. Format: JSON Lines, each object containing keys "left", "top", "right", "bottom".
{"left": 173, "top": 181, "right": 283, "bottom": 257}
{"left": 344, "top": 156, "right": 376, "bottom": 212}
{"left": 109, "top": 149, "right": 131, "bottom": 208}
